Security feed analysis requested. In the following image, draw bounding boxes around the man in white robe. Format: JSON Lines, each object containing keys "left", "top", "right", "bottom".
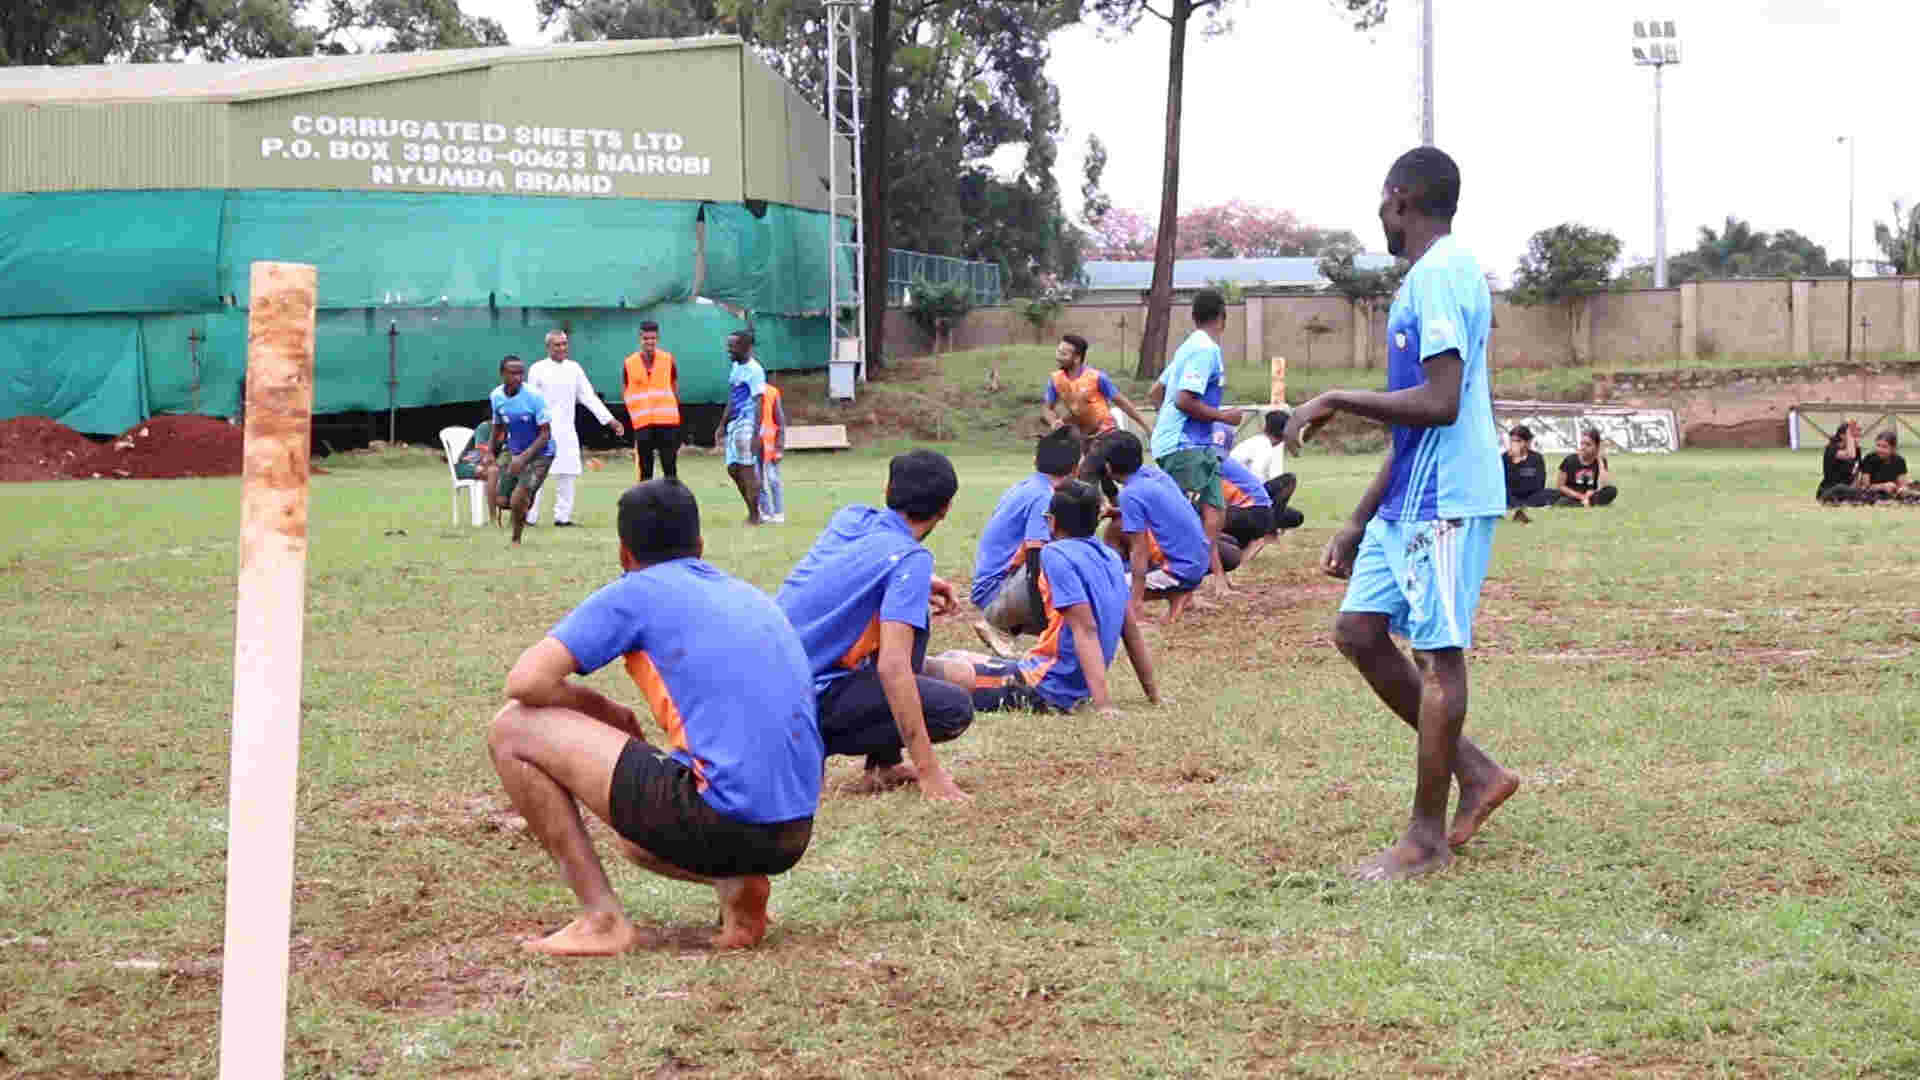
{"left": 525, "top": 329, "right": 623, "bottom": 526}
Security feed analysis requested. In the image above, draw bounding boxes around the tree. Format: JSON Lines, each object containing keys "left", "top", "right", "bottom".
{"left": 1085, "top": 207, "right": 1156, "bottom": 261}
{"left": 317, "top": 0, "right": 508, "bottom": 53}
{"left": 1317, "top": 241, "right": 1405, "bottom": 309}
{"left": 1080, "top": 133, "right": 1112, "bottom": 232}
{"left": 1172, "top": 201, "right": 1360, "bottom": 259}
{"left": 3, "top": 0, "right": 506, "bottom": 65}
{"left": 1509, "top": 223, "right": 1622, "bottom": 359}
{"left": 1650, "top": 215, "right": 1848, "bottom": 283}
{"left": 1874, "top": 200, "right": 1920, "bottom": 276}
{"left": 1084, "top": 0, "right": 1390, "bottom": 378}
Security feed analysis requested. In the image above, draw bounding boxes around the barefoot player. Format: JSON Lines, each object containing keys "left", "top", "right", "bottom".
{"left": 487, "top": 480, "right": 823, "bottom": 955}
{"left": 1285, "top": 147, "right": 1520, "bottom": 882}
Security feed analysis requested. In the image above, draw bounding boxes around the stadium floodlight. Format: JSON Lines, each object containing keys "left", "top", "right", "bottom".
{"left": 1632, "top": 19, "right": 1681, "bottom": 288}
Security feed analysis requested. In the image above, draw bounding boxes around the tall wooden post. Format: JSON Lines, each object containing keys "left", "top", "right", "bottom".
{"left": 217, "top": 262, "right": 316, "bottom": 1080}
{"left": 1269, "top": 354, "right": 1287, "bottom": 407}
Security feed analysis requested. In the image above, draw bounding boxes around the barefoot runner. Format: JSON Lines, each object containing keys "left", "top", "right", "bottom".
{"left": 487, "top": 480, "right": 823, "bottom": 955}
{"left": 1285, "top": 146, "right": 1520, "bottom": 882}
{"left": 777, "top": 449, "right": 975, "bottom": 802}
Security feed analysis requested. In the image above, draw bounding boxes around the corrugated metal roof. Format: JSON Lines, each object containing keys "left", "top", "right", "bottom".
{"left": 1083, "top": 254, "right": 1397, "bottom": 291}
{"left": 0, "top": 37, "right": 740, "bottom": 105}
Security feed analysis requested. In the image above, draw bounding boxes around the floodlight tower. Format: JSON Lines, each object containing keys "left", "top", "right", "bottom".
{"left": 1632, "top": 19, "right": 1680, "bottom": 288}
{"left": 825, "top": 1, "right": 866, "bottom": 401}
{"left": 1418, "top": 0, "right": 1434, "bottom": 145}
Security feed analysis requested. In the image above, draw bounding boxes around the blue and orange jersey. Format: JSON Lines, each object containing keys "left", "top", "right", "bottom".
{"left": 1217, "top": 455, "right": 1271, "bottom": 509}
{"left": 549, "top": 558, "right": 822, "bottom": 824}
{"left": 969, "top": 473, "right": 1055, "bottom": 609}
{"left": 1117, "top": 464, "right": 1210, "bottom": 584}
{"left": 1017, "top": 537, "right": 1129, "bottom": 709}
{"left": 777, "top": 506, "right": 933, "bottom": 691}
{"left": 1045, "top": 366, "right": 1121, "bottom": 436}
{"left": 1379, "top": 234, "right": 1503, "bottom": 521}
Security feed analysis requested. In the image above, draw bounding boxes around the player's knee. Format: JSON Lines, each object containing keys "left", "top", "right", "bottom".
{"left": 1332, "top": 612, "right": 1384, "bottom": 659}
{"left": 488, "top": 702, "right": 535, "bottom": 757}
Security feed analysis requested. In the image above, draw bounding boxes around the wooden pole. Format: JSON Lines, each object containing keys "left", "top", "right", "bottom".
{"left": 1269, "top": 354, "right": 1287, "bottom": 406}
{"left": 217, "top": 262, "right": 316, "bottom": 1080}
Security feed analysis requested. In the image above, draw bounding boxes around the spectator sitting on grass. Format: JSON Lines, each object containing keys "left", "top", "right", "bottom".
{"left": 1556, "top": 428, "right": 1617, "bottom": 508}
{"left": 1817, "top": 420, "right": 1863, "bottom": 502}
{"left": 1856, "top": 431, "right": 1912, "bottom": 495}
{"left": 1501, "top": 425, "right": 1555, "bottom": 522}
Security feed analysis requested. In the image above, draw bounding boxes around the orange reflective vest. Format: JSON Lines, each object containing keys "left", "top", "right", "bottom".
{"left": 759, "top": 384, "right": 784, "bottom": 461}
{"left": 623, "top": 349, "right": 680, "bottom": 427}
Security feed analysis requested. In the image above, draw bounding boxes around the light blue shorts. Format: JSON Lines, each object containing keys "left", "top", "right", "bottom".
{"left": 1339, "top": 515, "right": 1498, "bottom": 651}
{"left": 723, "top": 417, "right": 757, "bottom": 467}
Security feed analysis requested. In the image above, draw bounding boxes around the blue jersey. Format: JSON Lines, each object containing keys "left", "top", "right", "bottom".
{"left": 1150, "top": 330, "right": 1225, "bottom": 458}
{"left": 1118, "top": 464, "right": 1210, "bottom": 584}
{"left": 1019, "top": 537, "right": 1129, "bottom": 709}
{"left": 1218, "top": 454, "right": 1271, "bottom": 507}
{"left": 728, "top": 358, "right": 766, "bottom": 421}
{"left": 550, "top": 559, "right": 823, "bottom": 824}
{"left": 1378, "top": 235, "right": 1504, "bottom": 521}
{"left": 490, "top": 385, "right": 555, "bottom": 457}
{"left": 969, "top": 473, "right": 1055, "bottom": 609}
{"left": 777, "top": 506, "right": 932, "bottom": 692}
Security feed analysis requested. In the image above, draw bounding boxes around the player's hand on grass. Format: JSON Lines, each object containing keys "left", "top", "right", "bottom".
{"left": 928, "top": 576, "right": 958, "bottom": 615}
{"left": 917, "top": 768, "right": 970, "bottom": 803}
{"left": 1284, "top": 395, "right": 1335, "bottom": 453}
{"left": 1322, "top": 521, "right": 1363, "bottom": 580}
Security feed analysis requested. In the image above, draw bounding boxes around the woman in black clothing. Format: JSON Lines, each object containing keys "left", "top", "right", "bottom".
{"left": 1556, "top": 428, "right": 1618, "bottom": 507}
{"left": 1817, "top": 419, "right": 1862, "bottom": 502}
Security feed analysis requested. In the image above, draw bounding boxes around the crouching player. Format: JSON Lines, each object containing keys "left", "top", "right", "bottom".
{"left": 930, "top": 481, "right": 1159, "bottom": 717}
{"left": 487, "top": 480, "right": 824, "bottom": 956}
{"left": 1099, "top": 431, "right": 1240, "bottom": 623}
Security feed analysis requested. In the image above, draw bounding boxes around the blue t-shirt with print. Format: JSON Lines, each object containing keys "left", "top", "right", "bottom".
{"left": 728, "top": 358, "right": 766, "bottom": 422}
{"left": 490, "top": 385, "right": 555, "bottom": 457}
{"left": 549, "top": 558, "right": 823, "bottom": 824}
{"left": 1378, "top": 235, "right": 1504, "bottom": 521}
{"left": 776, "top": 505, "right": 933, "bottom": 691}
{"left": 1149, "top": 329, "right": 1225, "bottom": 458}
{"left": 1117, "top": 464, "right": 1210, "bottom": 584}
{"left": 1019, "top": 537, "right": 1129, "bottom": 709}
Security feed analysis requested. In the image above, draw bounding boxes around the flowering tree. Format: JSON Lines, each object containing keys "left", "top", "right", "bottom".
{"left": 1086, "top": 208, "right": 1156, "bottom": 260}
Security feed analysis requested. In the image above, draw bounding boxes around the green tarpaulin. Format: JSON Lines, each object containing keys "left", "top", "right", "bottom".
{"left": 0, "top": 315, "right": 150, "bottom": 434}
{"left": 0, "top": 191, "right": 224, "bottom": 318}
{"left": 702, "top": 202, "right": 854, "bottom": 316}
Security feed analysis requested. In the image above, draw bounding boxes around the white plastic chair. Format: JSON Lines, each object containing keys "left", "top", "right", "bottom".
{"left": 439, "top": 425, "right": 487, "bottom": 526}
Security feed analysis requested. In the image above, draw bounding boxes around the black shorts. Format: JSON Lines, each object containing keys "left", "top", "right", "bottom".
{"left": 1223, "top": 505, "right": 1275, "bottom": 547}
{"left": 965, "top": 657, "right": 1061, "bottom": 714}
{"left": 606, "top": 740, "right": 812, "bottom": 878}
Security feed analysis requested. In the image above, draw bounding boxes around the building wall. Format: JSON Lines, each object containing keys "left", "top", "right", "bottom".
{"left": 0, "top": 103, "right": 228, "bottom": 190}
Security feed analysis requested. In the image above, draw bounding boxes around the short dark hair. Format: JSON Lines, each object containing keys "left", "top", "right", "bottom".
{"left": 639, "top": 320, "right": 660, "bottom": 333}
{"left": 1048, "top": 480, "right": 1102, "bottom": 539}
{"left": 1386, "top": 146, "right": 1462, "bottom": 219}
{"left": 886, "top": 449, "right": 958, "bottom": 520}
{"left": 1192, "top": 288, "right": 1226, "bottom": 326}
{"left": 1264, "top": 408, "right": 1289, "bottom": 441}
{"left": 500, "top": 354, "right": 523, "bottom": 370}
{"left": 1879, "top": 430, "right": 1898, "bottom": 448}
{"left": 1060, "top": 333, "right": 1088, "bottom": 359}
{"left": 729, "top": 330, "right": 755, "bottom": 348}
{"left": 1035, "top": 427, "right": 1081, "bottom": 476}
{"left": 1103, "top": 430, "right": 1144, "bottom": 476}
{"left": 1510, "top": 424, "right": 1533, "bottom": 441}
{"left": 617, "top": 480, "right": 701, "bottom": 563}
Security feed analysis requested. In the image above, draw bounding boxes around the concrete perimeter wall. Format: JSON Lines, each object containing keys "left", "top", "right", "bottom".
{"left": 887, "top": 276, "right": 1920, "bottom": 375}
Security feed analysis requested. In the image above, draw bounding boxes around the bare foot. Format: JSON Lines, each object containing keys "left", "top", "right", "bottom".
{"left": 972, "top": 620, "right": 1018, "bottom": 660}
{"left": 1448, "top": 769, "right": 1520, "bottom": 849}
{"left": 1349, "top": 839, "right": 1452, "bottom": 883}
{"left": 712, "top": 876, "right": 771, "bottom": 949}
{"left": 522, "top": 911, "right": 644, "bottom": 956}
{"left": 846, "top": 762, "right": 919, "bottom": 794}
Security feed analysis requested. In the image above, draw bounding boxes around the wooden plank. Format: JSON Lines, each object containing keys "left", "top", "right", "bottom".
{"left": 787, "top": 424, "right": 851, "bottom": 451}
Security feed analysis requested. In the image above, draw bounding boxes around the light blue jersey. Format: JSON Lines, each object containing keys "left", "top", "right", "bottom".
{"left": 1378, "top": 235, "right": 1504, "bottom": 521}
{"left": 1149, "top": 330, "right": 1224, "bottom": 459}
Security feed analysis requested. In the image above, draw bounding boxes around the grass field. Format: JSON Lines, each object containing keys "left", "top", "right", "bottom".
{"left": 3, "top": 438, "right": 1918, "bottom": 1077}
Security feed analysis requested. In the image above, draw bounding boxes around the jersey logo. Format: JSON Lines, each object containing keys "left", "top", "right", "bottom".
{"left": 1394, "top": 332, "right": 1409, "bottom": 350}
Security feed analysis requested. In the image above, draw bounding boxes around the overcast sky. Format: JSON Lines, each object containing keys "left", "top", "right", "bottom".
{"left": 467, "top": 0, "right": 1913, "bottom": 284}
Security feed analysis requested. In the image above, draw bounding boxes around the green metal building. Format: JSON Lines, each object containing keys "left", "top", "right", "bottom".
{"left": 0, "top": 38, "right": 852, "bottom": 434}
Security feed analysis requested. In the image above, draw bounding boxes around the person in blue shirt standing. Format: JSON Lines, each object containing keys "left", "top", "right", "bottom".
{"left": 1285, "top": 147, "right": 1521, "bottom": 883}
{"left": 1148, "top": 289, "right": 1245, "bottom": 592}
{"left": 487, "top": 480, "right": 824, "bottom": 956}
{"left": 777, "top": 450, "right": 974, "bottom": 802}
{"left": 488, "top": 355, "right": 555, "bottom": 546}
{"left": 722, "top": 331, "right": 766, "bottom": 525}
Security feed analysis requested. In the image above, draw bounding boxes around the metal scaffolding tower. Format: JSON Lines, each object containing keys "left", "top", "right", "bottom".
{"left": 825, "top": 2, "right": 865, "bottom": 401}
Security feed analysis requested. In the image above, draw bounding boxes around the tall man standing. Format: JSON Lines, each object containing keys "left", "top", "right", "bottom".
{"left": 1285, "top": 147, "right": 1520, "bottom": 882}
{"left": 525, "top": 329, "right": 622, "bottom": 527}
{"left": 1148, "top": 290, "right": 1244, "bottom": 592}
{"left": 623, "top": 320, "right": 681, "bottom": 482}
{"left": 722, "top": 331, "right": 766, "bottom": 526}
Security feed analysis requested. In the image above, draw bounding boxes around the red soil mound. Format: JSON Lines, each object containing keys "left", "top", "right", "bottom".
{"left": 0, "top": 414, "right": 246, "bottom": 481}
